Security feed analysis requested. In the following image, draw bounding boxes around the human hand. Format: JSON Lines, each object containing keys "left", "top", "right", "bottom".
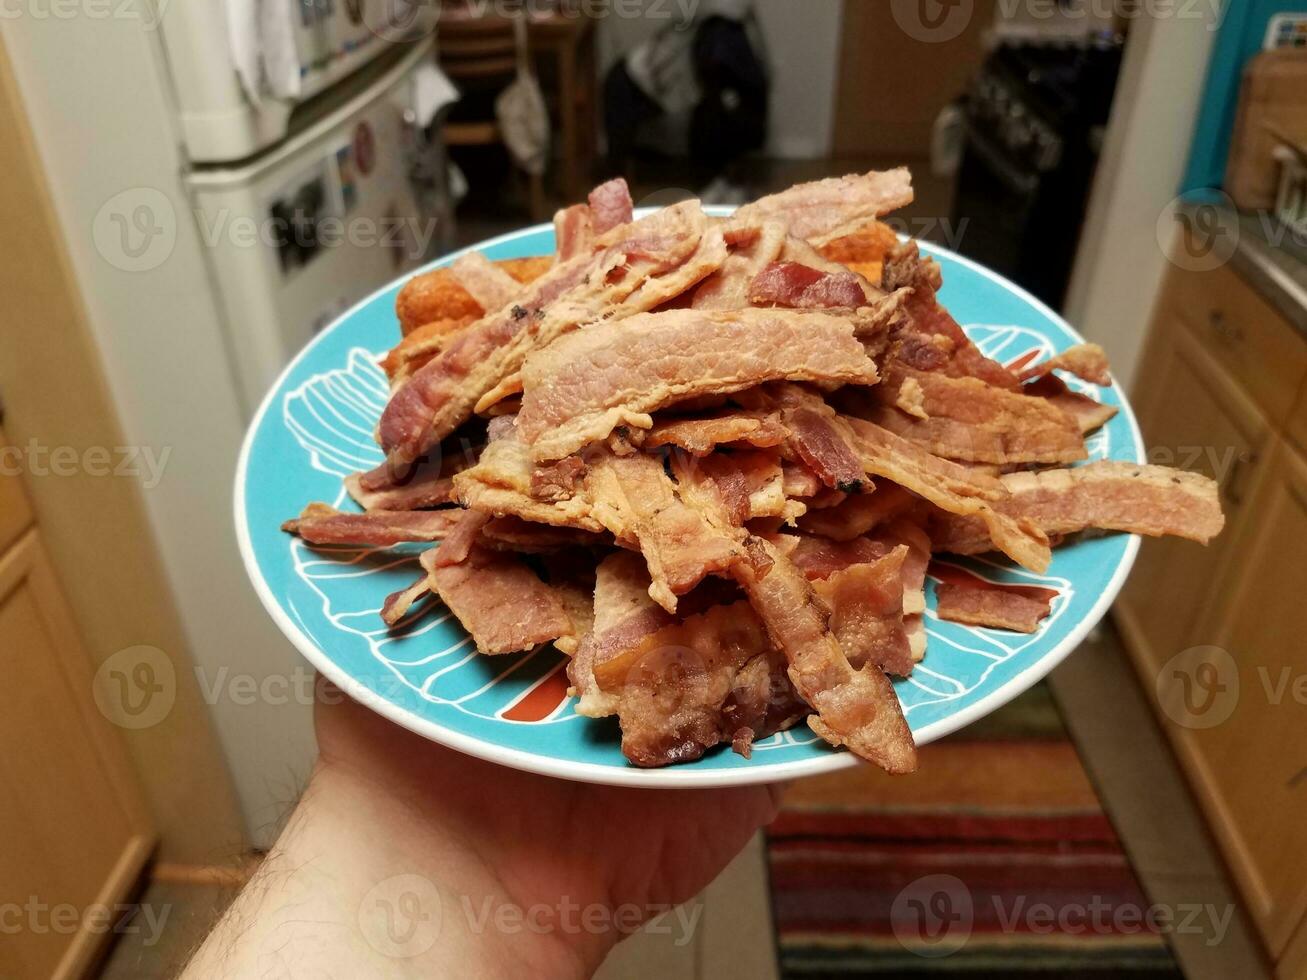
{"left": 184, "top": 678, "right": 783, "bottom": 979}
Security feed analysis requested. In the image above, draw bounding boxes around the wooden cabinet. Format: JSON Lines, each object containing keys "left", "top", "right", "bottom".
{"left": 1185, "top": 442, "right": 1307, "bottom": 955}
{"left": 1116, "top": 323, "right": 1272, "bottom": 674}
{"left": 0, "top": 431, "right": 33, "bottom": 554}
{"left": 1116, "top": 255, "right": 1307, "bottom": 969}
{"left": 1158, "top": 259, "right": 1305, "bottom": 427}
{"left": 0, "top": 483, "right": 154, "bottom": 977}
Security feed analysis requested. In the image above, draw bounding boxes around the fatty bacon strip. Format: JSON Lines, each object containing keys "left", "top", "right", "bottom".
{"left": 280, "top": 169, "right": 1228, "bottom": 775}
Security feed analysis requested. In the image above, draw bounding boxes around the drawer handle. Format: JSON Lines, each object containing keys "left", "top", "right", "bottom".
{"left": 1208, "top": 310, "right": 1243, "bottom": 345}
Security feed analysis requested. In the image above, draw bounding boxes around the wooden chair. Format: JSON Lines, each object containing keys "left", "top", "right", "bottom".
{"left": 438, "top": 5, "right": 547, "bottom": 220}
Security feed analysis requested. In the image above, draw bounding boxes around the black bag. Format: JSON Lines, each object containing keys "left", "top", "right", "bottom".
{"left": 690, "top": 14, "right": 770, "bottom": 168}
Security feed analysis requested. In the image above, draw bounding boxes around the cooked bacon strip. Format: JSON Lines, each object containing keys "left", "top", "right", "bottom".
{"left": 450, "top": 252, "right": 522, "bottom": 314}
{"left": 930, "top": 462, "right": 1225, "bottom": 555}
{"left": 735, "top": 168, "right": 914, "bottom": 246}
{"left": 453, "top": 426, "right": 605, "bottom": 533}
{"left": 871, "top": 519, "right": 931, "bottom": 660}
{"left": 868, "top": 366, "right": 1088, "bottom": 465}
{"left": 596, "top": 600, "right": 777, "bottom": 767}
{"left": 473, "top": 211, "right": 732, "bottom": 417}
{"left": 781, "top": 236, "right": 883, "bottom": 297}
{"left": 1017, "top": 343, "right": 1112, "bottom": 387}
{"left": 749, "top": 261, "right": 868, "bottom": 309}
{"left": 798, "top": 482, "right": 919, "bottom": 541}
{"left": 781, "top": 462, "right": 824, "bottom": 499}
{"left": 1023, "top": 375, "right": 1118, "bottom": 435}
{"left": 788, "top": 534, "right": 892, "bottom": 579}
{"left": 281, "top": 504, "right": 462, "bottom": 545}
{"left": 552, "top": 179, "right": 637, "bottom": 263}
{"left": 588, "top": 177, "right": 635, "bottom": 234}
{"left": 529, "top": 456, "right": 587, "bottom": 502}
{"left": 554, "top": 204, "right": 594, "bottom": 261}
{"left": 721, "top": 649, "right": 810, "bottom": 758}
{"left": 479, "top": 516, "right": 603, "bottom": 553}
{"left": 644, "top": 411, "right": 787, "bottom": 457}
{"left": 421, "top": 546, "right": 574, "bottom": 655}
{"left": 882, "top": 242, "right": 1020, "bottom": 390}
{"left": 812, "top": 547, "right": 915, "bottom": 677}
{"left": 381, "top": 574, "right": 432, "bottom": 627}
{"left": 692, "top": 220, "right": 789, "bottom": 310}
{"left": 836, "top": 414, "right": 1052, "bottom": 573}
{"left": 586, "top": 452, "right": 743, "bottom": 612}
{"left": 373, "top": 201, "right": 720, "bottom": 484}
{"left": 689, "top": 450, "right": 797, "bottom": 522}
{"left": 516, "top": 308, "right": 880, "bottom": 461}
{"left": 345, "top": 468, "right": 456, "bottom": 511}
{"left": 432, "top": 509, "right": 491, "bottom": 568}
{"left": 935, "top": 582, "right": 1052, "bottom": 634}
{"left": 785, "top": 406, "right": 870, "bottom": 493}
{"left": 382, "top": 315, "right": 481, "bottom": 383}
{"left": 568, "top": 552, "right": 673, "bottom": 717}
{"left": 733, "top": 536, "right": 916, "bottom": 774}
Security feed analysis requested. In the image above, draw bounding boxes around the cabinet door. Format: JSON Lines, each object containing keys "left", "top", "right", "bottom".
{"left": 0, "top": 426, "right": 33, "bottom": 553}
{"left": 1115, "top": 321, "right": 1271, "bottom": 676}
{"left": 0, "top": 531, "right": 154, "bottom": 980}
{"left": 1185, "top": 442, "right": 1307, "bottom": 955}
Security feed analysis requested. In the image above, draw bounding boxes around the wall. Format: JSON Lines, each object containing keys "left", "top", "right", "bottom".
{"left": 1063, "top": 9, "right": 1221, "bottom": 388}
{"left": 1, "top": 13, "right": 318, "bottom": 848}
{"left": 597, "top": 0, "right": 844, "bottom": 160}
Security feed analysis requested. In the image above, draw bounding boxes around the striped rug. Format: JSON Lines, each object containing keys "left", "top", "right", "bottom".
{"left": 767, "top": 740, "right": 1180, "bottom": 978}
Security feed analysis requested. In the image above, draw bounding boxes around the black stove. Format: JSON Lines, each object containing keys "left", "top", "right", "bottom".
{"left": 951, "top": 38, "right": 1124, "bottom": 310}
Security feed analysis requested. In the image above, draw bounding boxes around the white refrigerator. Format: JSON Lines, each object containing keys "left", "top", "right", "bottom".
{"left": 0, "top": 3, "right": 453, "bottom": 844}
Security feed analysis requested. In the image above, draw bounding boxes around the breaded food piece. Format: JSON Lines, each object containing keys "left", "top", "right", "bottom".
{"left": 396, "top": 256, "right": 554, "bottom": 335}
{"left": 818, "top": 219, "right": 901, "bottom": 270}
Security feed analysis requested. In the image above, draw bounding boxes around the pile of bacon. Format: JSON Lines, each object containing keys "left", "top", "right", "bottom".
{"left": 283, "top": 170, "right": 1225, "bottom": 773}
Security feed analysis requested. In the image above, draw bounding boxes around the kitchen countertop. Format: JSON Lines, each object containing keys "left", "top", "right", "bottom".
{"left": 1226, "top": 207, "right": 1307, "bottom": 340}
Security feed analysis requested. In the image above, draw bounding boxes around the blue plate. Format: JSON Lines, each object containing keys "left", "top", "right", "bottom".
{"left": 235, "top": 215, "right": 1145, "bottom": 786}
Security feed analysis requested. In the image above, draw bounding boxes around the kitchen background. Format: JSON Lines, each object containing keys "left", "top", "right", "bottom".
{"left": 1, "top": 0, "right": 1305, "bottom": 977}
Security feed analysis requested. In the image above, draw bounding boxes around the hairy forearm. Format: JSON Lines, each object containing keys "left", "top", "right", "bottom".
{"left": 182, "top": 765, "right": 597, "bottom": 980}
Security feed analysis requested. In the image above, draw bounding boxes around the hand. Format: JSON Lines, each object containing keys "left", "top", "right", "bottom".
{"left": 183, "top": 678, "right": 783, "bottom": 979}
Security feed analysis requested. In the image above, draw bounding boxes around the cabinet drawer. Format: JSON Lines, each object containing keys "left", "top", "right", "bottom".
{"left": 1158, "top": 255, "right": 1307, "bottom": 428}
{"left": 0, "top": 428, "right": 34, "bottom": 553}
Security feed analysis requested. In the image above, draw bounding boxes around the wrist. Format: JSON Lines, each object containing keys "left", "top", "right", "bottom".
{"left": 300, "top": 760, "right": 607, "bottom": 979}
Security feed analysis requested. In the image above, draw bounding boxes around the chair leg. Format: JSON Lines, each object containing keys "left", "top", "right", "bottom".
{"left": 528, "top": 170, "right": 547, "bottom": 223}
